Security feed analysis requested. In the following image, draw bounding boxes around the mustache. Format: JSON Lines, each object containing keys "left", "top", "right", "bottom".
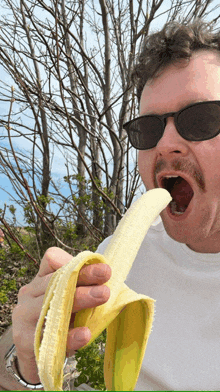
{"left": 154, "top": 158, "right": 206, "bottom": 192}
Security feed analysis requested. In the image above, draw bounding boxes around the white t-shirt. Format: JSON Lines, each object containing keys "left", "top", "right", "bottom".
{"left": 97, "top": 217, "right": 220, "bottom": 391}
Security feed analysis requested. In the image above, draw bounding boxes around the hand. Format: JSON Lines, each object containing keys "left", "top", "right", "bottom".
{"left": 12, "top": 247, "right": 111, "bottom": 385}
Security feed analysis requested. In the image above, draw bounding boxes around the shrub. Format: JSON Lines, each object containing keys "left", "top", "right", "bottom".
{"left": 74, "top": 330, "right": 107, "bottom": 391}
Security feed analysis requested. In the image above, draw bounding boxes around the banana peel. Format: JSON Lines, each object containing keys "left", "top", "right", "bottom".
{"left": 34, "top": 188, "right": 172, "bottom": 391}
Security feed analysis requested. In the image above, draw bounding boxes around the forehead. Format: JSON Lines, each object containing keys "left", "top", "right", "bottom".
{"left": 140, "top": 50, "right": 220, "bottom": 115}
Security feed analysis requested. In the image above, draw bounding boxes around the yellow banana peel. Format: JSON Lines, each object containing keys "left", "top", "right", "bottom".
{"left": 34, "top": 188, "right": 172, "bottom": 391}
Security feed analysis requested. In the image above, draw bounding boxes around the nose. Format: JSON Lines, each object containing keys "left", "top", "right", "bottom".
{"left": 155, "top": 117, "right": 189, "bottom": 156}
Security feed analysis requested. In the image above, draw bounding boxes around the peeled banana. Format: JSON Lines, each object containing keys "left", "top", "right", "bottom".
{"left": 34, "top": 188, "right": 172, "bottom": 391}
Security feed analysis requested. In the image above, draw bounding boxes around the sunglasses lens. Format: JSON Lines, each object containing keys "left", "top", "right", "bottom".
{"left": 125, "top": 101, "right": 220, "bottom": 149}
{"left": 178, "top": 102, "right": 220, "bottom": 141}
{"left": 125, "top": 116, "right": 163, "bottom": 149}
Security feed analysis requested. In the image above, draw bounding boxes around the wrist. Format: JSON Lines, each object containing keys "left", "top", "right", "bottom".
{"left": 5, "top": 344, "right": 43, "bottom": 390}
{"left": 0, "top": 326, "right": 38, "bottom": 391}
{"left": 15, "top": 350, "right": 42, "bottom": 385}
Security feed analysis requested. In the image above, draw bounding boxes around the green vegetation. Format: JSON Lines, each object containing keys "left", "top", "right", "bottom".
{"left": 0, "top": 265, "right": 17, "bottom": 304}
{"left": 74, "top": 331, "right": 107, "bottom": 390}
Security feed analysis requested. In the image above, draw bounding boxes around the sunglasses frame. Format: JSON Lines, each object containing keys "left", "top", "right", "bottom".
{"left": 123, "top": 100, "right": 220, "bottom": 150}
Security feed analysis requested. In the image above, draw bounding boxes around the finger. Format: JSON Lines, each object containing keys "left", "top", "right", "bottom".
{"left": 16, "top": 281, "right": 110, "bottom": 328}
{"left": 37, "top": 248, "right": 112, "bottom": 286}
{"left": 38, "top": 247, "right": 73, "bottom": 277}
{"left": 68, "top": 284, "right": 111, "bottom": 330}
{"left": 77, "top": 263, "right": 112, "bottom": 286}
{"left": 66, "top": 327, "right": 92, "bottom": 357}
{"left": 25, "top": 262, "right": 111, "bottom": 300}
{"left": 73, "top": 284, "right": 110, "bottom": 313}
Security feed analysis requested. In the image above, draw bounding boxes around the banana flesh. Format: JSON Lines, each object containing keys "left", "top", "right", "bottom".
{"left": 34, "top": 188, "right": 172, "bottom": 391}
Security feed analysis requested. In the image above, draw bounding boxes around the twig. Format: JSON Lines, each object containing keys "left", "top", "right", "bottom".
{"left": 0, "top": 216, "right": 38, "bottom": 266}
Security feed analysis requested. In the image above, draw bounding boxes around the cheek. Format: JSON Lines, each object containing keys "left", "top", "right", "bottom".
{"left": 196, "top": 139, "right": 220, "bottom": 189}
{"left": 138, "top": 151, "right": 152, "bottom": 187}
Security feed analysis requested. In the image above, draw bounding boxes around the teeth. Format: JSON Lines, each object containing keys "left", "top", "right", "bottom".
{"left": 170, "top": 200, "right": 185, "bottom": 215}
{"left": 164, "top": 175, "right": 179, "bottom": 179}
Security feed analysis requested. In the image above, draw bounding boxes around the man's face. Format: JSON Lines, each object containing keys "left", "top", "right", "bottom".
{"left": 138, "top": 50, "right": 220, "bottom": 253}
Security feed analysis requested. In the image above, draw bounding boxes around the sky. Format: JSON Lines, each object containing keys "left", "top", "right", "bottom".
{"left": 0, "top": 69, "right": 72, "bottom": 224}
{"left": 0, "top": 0, "right": 220, "bottom": 225}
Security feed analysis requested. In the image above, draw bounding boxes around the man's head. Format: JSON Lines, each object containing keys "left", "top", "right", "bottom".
{"left": 128, "top": 20, "right": 220, "bottom": 253}
{"left": 132, "top": 20, "right": 220, "bottom": 103}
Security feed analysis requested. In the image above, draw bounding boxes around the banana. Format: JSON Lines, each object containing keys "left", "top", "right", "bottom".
{"left": 34, "top": 188, "right": 172, "bottom": 391}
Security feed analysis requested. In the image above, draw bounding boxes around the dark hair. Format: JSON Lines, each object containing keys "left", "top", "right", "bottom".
{"left": 132, "top": 19, "right": 220, "bottom": 102}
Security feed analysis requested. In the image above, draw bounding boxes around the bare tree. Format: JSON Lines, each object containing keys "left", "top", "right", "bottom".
{"left": 0, "top": 0, "right": 219, "bottom": 259}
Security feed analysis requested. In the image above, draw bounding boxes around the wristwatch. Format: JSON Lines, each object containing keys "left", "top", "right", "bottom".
{"left": 5, "top": 343, "right": 68, "bottom": 390}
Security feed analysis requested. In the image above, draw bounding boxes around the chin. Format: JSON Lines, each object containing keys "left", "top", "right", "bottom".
{"left": 160, "top": 212, "right": 193, "bottom": 245}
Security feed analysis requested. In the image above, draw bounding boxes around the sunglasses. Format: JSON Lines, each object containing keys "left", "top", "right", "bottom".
{"left": 123, "top": 100, "right": 220, "bottom": 150}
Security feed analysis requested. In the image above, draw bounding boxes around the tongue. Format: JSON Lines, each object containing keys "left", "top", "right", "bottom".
{"left": 170, "top": 177, "right": 194, "bottom": 212}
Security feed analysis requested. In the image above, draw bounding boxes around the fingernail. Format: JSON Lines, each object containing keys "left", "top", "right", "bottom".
{"left": 93, "top": 265, "right": 108, "bottom": 277}
{"left": 74, "top": 330, "right": 86, "bottom": 341}
{"left": 90, "top": 286, "right": 106, "bottom": 298}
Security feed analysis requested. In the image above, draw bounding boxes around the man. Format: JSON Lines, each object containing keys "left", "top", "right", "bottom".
{"left": 1, "top": 19, "right": 220, "bottom": 390}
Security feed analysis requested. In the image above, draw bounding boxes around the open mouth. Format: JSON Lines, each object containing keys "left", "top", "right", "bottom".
{"left": 160, "top": 175, "right": 194, "bottom": 216}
